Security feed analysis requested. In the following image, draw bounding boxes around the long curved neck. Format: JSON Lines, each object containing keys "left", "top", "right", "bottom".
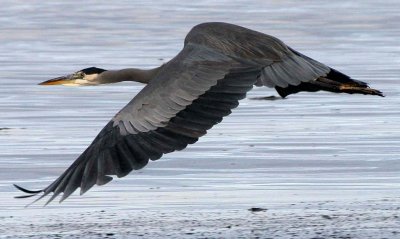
{"left": 98, "top": 65, "right": 163, "bottom": 85}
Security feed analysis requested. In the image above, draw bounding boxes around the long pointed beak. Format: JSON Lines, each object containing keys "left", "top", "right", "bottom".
{"left": 39, "top": 75, "right": 75, "bottom": 86}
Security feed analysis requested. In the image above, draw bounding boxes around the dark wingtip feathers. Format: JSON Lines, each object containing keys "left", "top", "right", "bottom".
{"left": 13, "top": 184, "right": 43, "bottom": 200}
{"left": 14, "top": 184, "right": 57, "bottom": 207}
{"left": 14, "top": 184, "right": 42, "bottom": 195}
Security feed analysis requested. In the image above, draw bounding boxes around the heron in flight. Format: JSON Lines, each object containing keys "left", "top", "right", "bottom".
{"left": 15, "top": 22, "right": 383, "bottom": 205}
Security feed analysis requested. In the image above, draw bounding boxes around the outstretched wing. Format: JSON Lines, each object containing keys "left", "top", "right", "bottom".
{"left": 184, "top": 22, "right": 330, "bottom": 90}
{"left": 185, "top": 23, "right": 381, "bottom": 97}
{"left": 15, "top": 43, "right": 261, "bottom": 205}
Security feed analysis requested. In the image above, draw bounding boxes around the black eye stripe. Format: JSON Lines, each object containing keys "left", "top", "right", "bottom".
{"left": 80, "top": 67, "right": 106, "bottom": 75}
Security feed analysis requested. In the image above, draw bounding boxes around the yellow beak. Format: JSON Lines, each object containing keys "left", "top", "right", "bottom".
{"left": 39, "top": 75, "right": 78, "bottom": 86}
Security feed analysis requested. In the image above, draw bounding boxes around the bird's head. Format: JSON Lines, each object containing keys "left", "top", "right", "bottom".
{"left": 39, "top": 67, "right": 107, "bottom": 86}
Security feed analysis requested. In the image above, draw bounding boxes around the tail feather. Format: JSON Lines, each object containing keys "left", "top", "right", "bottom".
{"left": 275, "top": 68, "right": 383, "bottom": 98}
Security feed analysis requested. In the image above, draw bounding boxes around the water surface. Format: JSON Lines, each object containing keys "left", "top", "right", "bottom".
{"left": 0, "top": 1, "right": 399, "bottom": 238}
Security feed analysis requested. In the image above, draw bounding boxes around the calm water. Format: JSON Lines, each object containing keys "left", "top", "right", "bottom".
{"left": 0, "top": 0, "right": 399, "bottom": 238}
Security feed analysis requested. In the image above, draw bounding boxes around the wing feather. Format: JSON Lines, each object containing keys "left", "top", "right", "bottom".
{"left": 185, "top": 22, "right": 331, "bottom": 89}
{"left": 259, "top": 52, "right": 330, "bottom": 88}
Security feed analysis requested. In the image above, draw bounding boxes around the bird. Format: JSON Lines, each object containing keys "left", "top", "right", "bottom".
{"left": 14, "top": 22, "right": 383, "bottom": 205}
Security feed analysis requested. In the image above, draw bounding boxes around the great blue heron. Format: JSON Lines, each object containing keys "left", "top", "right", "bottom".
{"left": 15, "top": 22, "right": 383, "bottom": 205}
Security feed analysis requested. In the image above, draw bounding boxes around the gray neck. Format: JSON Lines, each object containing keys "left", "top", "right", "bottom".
{"left": 97, "top": 65, "right": 163, "bottom": 85}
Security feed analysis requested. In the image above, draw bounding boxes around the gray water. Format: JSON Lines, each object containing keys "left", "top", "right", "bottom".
{"left": 0, "top": 1, "right": 399, "bottom": 238}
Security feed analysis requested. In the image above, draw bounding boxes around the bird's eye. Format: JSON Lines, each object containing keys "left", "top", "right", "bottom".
{"left": 74, "top": 72, "right": 85, "bottom": 78}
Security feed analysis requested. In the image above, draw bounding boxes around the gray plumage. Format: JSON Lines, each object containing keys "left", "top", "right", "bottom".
{"left": 15, "top": 22, "right": 383, "bottom": 205}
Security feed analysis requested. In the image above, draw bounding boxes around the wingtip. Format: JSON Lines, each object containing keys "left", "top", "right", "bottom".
{"left": 14, "top": 184, "right": 48, "bottom": 207}
{"left": 13, "top": 184, "right": 43, "bottom": 195}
